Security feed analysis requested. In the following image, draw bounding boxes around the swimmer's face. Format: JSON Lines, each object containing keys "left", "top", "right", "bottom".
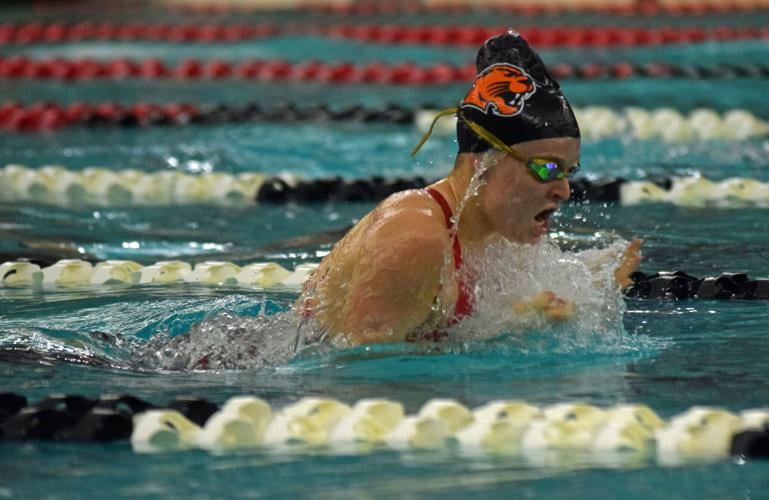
{"left": 477, "top": 137, "right": 579, "bottom": 244}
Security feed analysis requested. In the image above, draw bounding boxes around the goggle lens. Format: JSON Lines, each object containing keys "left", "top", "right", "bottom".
{"left": 528, "top": 158, "right": 580, "bottom": 182}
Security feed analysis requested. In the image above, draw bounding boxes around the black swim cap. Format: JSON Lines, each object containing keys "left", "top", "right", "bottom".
{"left": 456, "top": 29, "right": 580, "bottom": 153}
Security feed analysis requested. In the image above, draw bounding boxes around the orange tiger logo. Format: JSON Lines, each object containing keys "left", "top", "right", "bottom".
{"left": 461, "top": 63, "right": 536, "bottom": 117}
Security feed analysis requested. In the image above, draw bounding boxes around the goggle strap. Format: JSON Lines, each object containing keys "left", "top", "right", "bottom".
{"left": 410, "top": 107, "right": 458, "bottom": 157}
{"left": 457, "top": 111, "right": 528, "bottom": 164}
{"left": 413, "top": 109, "right": 578, "bottom": 180}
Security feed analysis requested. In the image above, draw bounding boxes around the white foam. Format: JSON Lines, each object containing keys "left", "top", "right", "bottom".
{"left": 454, "top": 238, "right": 627, "bottom": 345}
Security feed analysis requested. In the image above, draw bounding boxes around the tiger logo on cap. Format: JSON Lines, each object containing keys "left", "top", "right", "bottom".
{"left": 461, "top": 63, "right": 536, "bottom": 117}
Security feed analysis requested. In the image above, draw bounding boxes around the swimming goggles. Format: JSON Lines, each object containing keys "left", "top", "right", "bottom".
{"left": 411, "top": 108, "right": 580, "bottom": 182}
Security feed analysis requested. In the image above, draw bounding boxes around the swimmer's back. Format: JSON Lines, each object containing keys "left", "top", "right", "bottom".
{"left": 299, "top": 187, "right": 459, "bottom": 344}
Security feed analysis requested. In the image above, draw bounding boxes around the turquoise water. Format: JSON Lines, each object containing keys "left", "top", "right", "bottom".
{"left": 5, "top": 37, "right": 769, "bottom": 66}
{"left": 3, "top": 4, "right": 768, "bottom": 27}
{"left": 3, "top": 441, "right": 767, "bottom": 499}
{"left": 2, "top": 125, "right": 767, "bottom": 179}
{"left": 2, "top": 6, "right": 769, "bottom": 499}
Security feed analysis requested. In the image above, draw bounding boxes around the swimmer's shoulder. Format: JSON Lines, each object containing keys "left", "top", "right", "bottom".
{"left": 346, "top": 189, "right": 453, "bottom": 281}
{"left": 355, "top": 189, "right": 452, "bottom": 300}
{"left": 374, "top": 186, "right": 450, "bottom": 220}
{"left": 366, "top": 187, "right": 452, "bottom": 241}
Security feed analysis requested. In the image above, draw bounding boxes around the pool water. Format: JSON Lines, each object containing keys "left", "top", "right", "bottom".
{"left": 2, "top": 5, "right": 769, "bottom": 499}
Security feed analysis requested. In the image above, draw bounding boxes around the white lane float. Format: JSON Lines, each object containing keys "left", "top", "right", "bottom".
{"left": 418, "top": 106, "right": 769, "bottom": 143}
{"left": 130, "top": 396, "right": 769, "bottom": 465}
{"left": 1, "top": 258, "right": 320, "bottom": 289}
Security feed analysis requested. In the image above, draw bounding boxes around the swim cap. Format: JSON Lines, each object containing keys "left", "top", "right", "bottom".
{"left": 456, "top": 29, "right": 580, "bottom": 153}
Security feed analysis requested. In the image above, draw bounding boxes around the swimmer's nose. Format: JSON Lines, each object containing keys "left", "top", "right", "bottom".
{"left": 549, "top": 177, "right": 571, "bottom": 201}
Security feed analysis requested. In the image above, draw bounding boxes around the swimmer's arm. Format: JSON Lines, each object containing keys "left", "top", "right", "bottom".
{"left": 576, "top": 238, "right": 643, "bottom": 289}
{"left": 512, "top": 291, "right": 575, "bottom": 323}
{"left": 339, "top": 212, "right": 449, "bottom": 344}
{"left": 614, "top": 238, "right": 643, "bottom": 288}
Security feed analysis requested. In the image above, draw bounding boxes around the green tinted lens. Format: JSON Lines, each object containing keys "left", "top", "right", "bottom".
{"left": 528, "top": 159, "right": 580, "bottom": 182}
{"left": 528, "top": 159, "right": 563, "bottom": 181}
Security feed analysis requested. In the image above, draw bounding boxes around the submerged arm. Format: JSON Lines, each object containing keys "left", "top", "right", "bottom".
{"left": 512, "top": 291, "right": 575, "bottom": 324}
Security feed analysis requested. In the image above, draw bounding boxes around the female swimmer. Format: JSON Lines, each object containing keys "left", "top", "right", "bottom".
{"left": 298, "top": 30, "right": 641, "bottom": 345}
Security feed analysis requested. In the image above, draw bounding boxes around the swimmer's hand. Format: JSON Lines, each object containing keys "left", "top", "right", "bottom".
{"left": 614, "top": 238, "right": 643, "bottom": 289}
{"left": 512, "top": 291, "right": 575, "bottom": 323}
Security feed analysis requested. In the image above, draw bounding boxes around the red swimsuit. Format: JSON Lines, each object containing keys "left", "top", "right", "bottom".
{"left": 425, "top": 187, "right": 474, "bottom": 325}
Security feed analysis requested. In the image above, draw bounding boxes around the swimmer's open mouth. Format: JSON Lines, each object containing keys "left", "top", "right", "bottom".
{"left": 534, "top": 208, "right": 556, "bottom": 222}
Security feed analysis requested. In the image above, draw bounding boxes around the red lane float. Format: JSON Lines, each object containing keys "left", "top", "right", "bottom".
{"left": 1, "top": 57, "right": 766, "bottom": 84}
{"left": 1, "top": 22, "right": 768, "bottom": 46}
{"left": 320, "top": 24, "right": 769, "bottom": 46}
{"left": 169, "top": 1, "right": 769, "bottom": 17}
{"left": 0, "top": 22, "right": 281, "bottom": 44}
{"left": 303, "top": 1, "right": 769, "bottom": 16}
{"left": 0, "top": 102, "right": 200, "bottom": 132}
{"left": 18, "top": 0, "right": 769, "bottom": 19}
{"left": 2, "top": 101, "right": 767, "bottom": 140}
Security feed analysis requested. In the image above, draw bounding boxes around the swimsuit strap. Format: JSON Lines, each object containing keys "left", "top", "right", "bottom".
{"left": 425, "top": 187, "right": 473, "bottom": 324}
{"left": 425, "top": 187, "right": 462, "bottom": 271}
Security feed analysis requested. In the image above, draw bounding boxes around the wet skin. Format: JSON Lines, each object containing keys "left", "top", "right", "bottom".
{"left": 298, "top": 137, "right": 640, "bottom": 345}
{"left": 455, "top": 137, "right": 579, "bottom": 247}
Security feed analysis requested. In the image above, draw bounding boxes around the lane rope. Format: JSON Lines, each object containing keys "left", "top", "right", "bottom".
{"left": 63, "top": 1, "right": 769, "bottom": 17}
{"left": 299, "top": 1, "right": 769, "bottom": 16}
{"left": 260, "top": 174, "right": 769, "bottom": 208}
{"left": 316, "top": 24, "right": 769, "bottom": 47}
{"left": 13, "top": 0, "right": 769, "bottom": 22}
{"left": 0, "top": 101, "right": 415, "bottom": 131}
{"left": 1, "top": 56, "right": 768, "bottom": 84}
{"left": 0, "top": 259, "right": 318, "bottom": 288}
{"left": 1, "top": 258, "right": 768, "bottom": 300}
{"left": 419, "top": 107, "right": 769, "bottom": 142}
{"left": 34, "top": 0, "right": 769, "bottom": 17}
{"left": 0, "top": 164, "right": 272, "bottom": 206}
{"left": 2, "top": 23, "right": 768, "bottom": 46}
{"left": 2, "top": 102, "right": 767, "bottom": 141}
{"left": 3, "top": 164, "right": 769, "bottom": 208}
{"left": 1, "top": 392, "right": 768, "bottom": 463}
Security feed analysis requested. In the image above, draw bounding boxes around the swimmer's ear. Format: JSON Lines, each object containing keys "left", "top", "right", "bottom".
{"left": 411, "top": 107, "right": 458, "bottom": 157}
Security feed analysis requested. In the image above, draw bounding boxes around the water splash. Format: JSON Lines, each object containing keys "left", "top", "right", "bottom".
{"left": 136, "top": 238, "right": 637, "bottom": 371}
{"left": 0, "top": 147, "right": 649, "bottom": 371}
{"left": 136, "top": 309, "right": 302, "bottom": 371}
{"left": 0, "top": 233, "right": 647, "bottom": 372}
{"left": 454, "top": 237, "right": 630, "bottom": 353}
{"left": 431, "top": 151, "right": 502, "bottom": 321}
{"left": 126, "top": 150, "right": 642, "bottom": 371}
{"left": 0, "top": 327, "right": 116, "bottom": 366}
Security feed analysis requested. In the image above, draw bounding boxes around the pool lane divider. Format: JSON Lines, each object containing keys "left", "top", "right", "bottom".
{"left": 2, "top": 57, "right": 768, "bottom": 84}
{"left": 0, "top": 259, "right": 319, "bottom": 289}
{"left": 0, "top": 101, "right": 417, "bottom": 132}
{"left": 85, "top": 0, "right": 769, "bottom": 18}
{"left": 1, "top": 392, "right": 768, "bottom": 462}
{"left": 3, "top": 164, "right": 769, "bottom": 208}
{"left": 256, "top": 175, "right": 769, "bottom": 208}
{"left": 2, "top": 23, "right": 768, "bottom": 46}
{"left": 15, "top": 1, "right": 769, "bottom": 24}
{"left": 294, "top": 1, "right": 769, "bottom": 17}
{"left": 315, "top": 24, "right": 769, "bottom": 47}
{"left": 1, "top": 258, "right": 768, "bottom": 300}
{"left": 2, "top": 102, "right": 767, "bottom": 142}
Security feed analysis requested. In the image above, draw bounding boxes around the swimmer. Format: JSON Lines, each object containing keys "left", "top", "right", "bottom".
{"left": 297, "top": 30, "right": 641, "bottom": 346}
